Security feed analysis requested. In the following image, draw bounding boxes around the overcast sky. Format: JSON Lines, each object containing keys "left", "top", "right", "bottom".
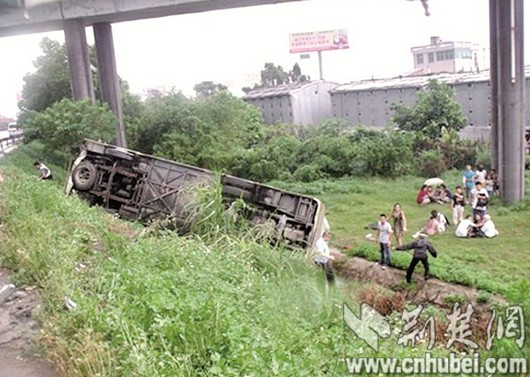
{"left": 0, "top": 0, "right": 528, "bottom": 118}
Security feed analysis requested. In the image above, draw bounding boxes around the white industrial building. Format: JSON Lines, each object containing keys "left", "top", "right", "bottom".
{"left": 243, "top": 81, "right": 338, "bottom": 126}
{"left": 330, "top": 68, "right": 530, "bottom": 141}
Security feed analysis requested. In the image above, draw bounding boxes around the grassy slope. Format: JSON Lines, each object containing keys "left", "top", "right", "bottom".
{"left": 0, "top": 147, "right": 353, "bottom": 376}
{"left": 0, "top": 147, "right": 528, "bottom": 376}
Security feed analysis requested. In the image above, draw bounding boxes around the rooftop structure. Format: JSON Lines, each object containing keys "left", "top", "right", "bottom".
{"left": 410, "top": 36, "right": 481, "bottom": 75}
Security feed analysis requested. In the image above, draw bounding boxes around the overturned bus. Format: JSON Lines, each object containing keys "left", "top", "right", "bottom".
{"left": 65, "top": 139, "right": 326, "bottom": 249}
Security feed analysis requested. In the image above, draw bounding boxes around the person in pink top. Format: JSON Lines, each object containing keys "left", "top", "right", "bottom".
{"left": 413, "top": 211, "right": 441, "bottom": 238}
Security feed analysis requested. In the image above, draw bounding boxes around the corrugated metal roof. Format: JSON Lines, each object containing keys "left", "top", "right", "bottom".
{"left": 330, "top": 66, "right": 530, "bottom": 93}
{"left": 243, "top": 80, "right": 336, "bottom": 99}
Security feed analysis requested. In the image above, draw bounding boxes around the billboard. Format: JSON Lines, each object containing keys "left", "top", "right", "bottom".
{"left": 289, "top": 29, "right": 349, "bottom": 54}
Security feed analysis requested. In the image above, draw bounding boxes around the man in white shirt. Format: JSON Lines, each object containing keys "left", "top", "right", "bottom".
{"left": 471, "top": 182, "right": 489, "bottom": 218}
{"left": 455, "top": 215, "right": 474, "bottom": 237}
{"left": 481, "top": 215, "right": 499, "bottom": 238}
{"left": 314, "top": 231, "right": 334, "bottom": 282}
{"left": 376, "top": 214, "right": 393, "bottom": 269}
{"left": 474, "top": 164, "right": 487, "bottom": 185}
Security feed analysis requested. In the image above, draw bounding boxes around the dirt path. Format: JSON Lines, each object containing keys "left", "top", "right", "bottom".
{"left": 331, "top": 249, "right": 506, "bottom": 308}
{"left": 0, "top": 268, "right": 58, "bottom": 377}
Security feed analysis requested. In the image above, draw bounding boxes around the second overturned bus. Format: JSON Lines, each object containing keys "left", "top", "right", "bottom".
{"left": 65, "top": 139, "right": 326, "bottom": 250}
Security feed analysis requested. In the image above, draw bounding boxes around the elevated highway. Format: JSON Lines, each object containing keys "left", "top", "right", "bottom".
{"left": 0, "top": 0, "right": 304, "bottom": 36}
{"left": 0, "top": 0, "right": 307, "bottom": 149}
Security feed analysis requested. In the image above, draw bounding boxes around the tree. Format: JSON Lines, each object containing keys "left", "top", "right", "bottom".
{"left": 289, "top": 63, "right": 309, "bottom": 83}
{"left": 243, "top": 62, "right": 309, "bottom": 93}
{"left": 23, "top": 98, "right": 116, "bottom": 163}
{"left": 19, "top": 38, "right": 72, "bottom": 112}
{"left": 122, "top": 88, "right": 145, "bottom": 149}
{"left": 391, "top": 79, "right": 467, "bottom": 140}
{"left": 260, "top": 63, "right": 289, "bottom": 86}
{"left": 153, "top": 92, "right": 264, "bottom": 170}
{"left": 18, "top": 37, "right": 139, "bottom": 128}
{"left": 132, "top": 91, "right": 192, "bottom": 153}
{"left": 193, "top": 81, "right": 228, "bottom": 97}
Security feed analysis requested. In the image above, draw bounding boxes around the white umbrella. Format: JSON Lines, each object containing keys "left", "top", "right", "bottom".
{"left": 424, "top": 177, "right": 444, "bottom": 186}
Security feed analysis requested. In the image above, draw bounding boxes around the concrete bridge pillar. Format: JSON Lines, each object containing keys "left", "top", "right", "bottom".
{"left": 93, "top": 22, "right": 127, "bottom": 147}
{"left": 489, "top": 0, "right": 525, "bottom": 203}
{"left": 64, "top": 19, "right": 95, "bottom": 102}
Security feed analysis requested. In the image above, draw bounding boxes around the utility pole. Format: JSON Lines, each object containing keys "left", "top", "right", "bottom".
{"left": 489, "top": 0, "right": 525, "bottom": 204}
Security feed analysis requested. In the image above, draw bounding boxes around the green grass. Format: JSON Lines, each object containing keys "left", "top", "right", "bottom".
{"left": 0, "top": 147, "right": 528, "bottom": 376}
{"left": 270, "top": 172, "right": 530, "bottom": 297}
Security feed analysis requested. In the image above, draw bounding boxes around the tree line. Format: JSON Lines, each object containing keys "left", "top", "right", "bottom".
{"left": 18, "top": 38, "right": 488, "bottom": 181}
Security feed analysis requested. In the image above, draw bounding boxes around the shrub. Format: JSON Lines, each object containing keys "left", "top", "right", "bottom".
{"left": 345, "top": 128, "right": 415, "bottom": 177}
{"left": 474, "top": 143, "right": 492, "bottom": 168}
{"left": 293, "top": 164, "right": 322, "bottom": 182}
{"left": 22, "top": 99, "right": 116, "bottom": 165}
{"left": 231, "top": 135, "right": 301, "bottom": 182}
{"left": 417, "top": 149, "right": 447, "bottom": 177}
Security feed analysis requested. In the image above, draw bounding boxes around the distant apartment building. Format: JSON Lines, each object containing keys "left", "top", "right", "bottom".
{"left": 243, "top": 81, "right": 338, "bottom": 126}
{"left": 410, "top": 36, "right": 480, "bottom": 75}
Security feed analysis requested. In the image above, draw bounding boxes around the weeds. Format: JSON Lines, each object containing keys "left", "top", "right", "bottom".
{"left": 359, "top": 285, "right": 406, "bottom": 316}
{"left": 0, "top": 156, "right": 352, "bottom": 376}
{"left": 1, "top": 148, "right": 528, "bottom": 374}
{"left": 443, "top": 294, "right": 467, "bottom": 306}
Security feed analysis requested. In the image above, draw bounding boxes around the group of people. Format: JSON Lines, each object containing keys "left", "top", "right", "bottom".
{"left": 418, "top": 182, "right": 498, "bottom": 239}
{"left": 455, "top": 214, "right": 499, "bottom": 238}
{"left": 454, "top": 164, "right": 499, "bottom": 238}
{"left": 310, "top": 163, "right": 503, "bottom": 285}
{"left": 416, "top": 184, "right": 452, "bottom": 205}
{"left": 414, "top": 164, "right": 500, "bottom": 239}
{"left": 374, "top": 212, "right": 437, "bottom": 283}
{"left": 462, "top": 164, "right": 499, "bottom": 199}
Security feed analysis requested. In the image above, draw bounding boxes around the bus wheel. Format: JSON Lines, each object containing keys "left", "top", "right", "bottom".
{"left": 72, "top": 161, "right": 97, "bottom": 190}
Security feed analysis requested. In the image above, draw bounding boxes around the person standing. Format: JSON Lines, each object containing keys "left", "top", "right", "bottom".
{"left": 391, "top": 203, "right": 407, "bottom": 247}
{"left": 314, "top": 231, "right": 335, "bottom": 283}
{"left": 474, "top": 164, "right": 487, "bottom": 186}
{"left": 462, "top": 164, "right": 476, "bottom": 200}
{"left": 485, "top": 171, "right": 495, "bottom": 197}
{"left": 396, "top": 233, "right": 438, "bottom": 283}
{"left": 451, "top": 186, "right": 465, "bottom": 226}
{"left": 34, "top": 161, "right": 53, "bottom": 180}
{"left": 376, "top": 214, "right": 393, "bottom": 270}
{"left": 471, "top": 181, "right": 489, "bottom": 218}
{"left": 491, "top": 169, "right": 500, "bottom": 196}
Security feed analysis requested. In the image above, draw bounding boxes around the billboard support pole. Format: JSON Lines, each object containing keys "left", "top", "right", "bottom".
{"left": 318, "top": 50, "right": 324, "bottom": 80}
